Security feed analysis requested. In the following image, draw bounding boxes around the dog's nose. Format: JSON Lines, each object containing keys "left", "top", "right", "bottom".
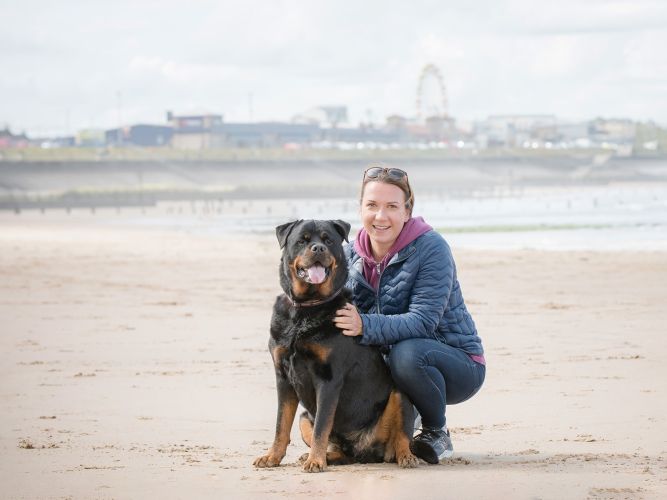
{"left": 310, "top": 243, "right": 327, "bottom": 254}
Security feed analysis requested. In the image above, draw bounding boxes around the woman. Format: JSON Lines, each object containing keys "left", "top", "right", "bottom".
{"left": 334, "top": 165, "right": 485, "bottom": 464}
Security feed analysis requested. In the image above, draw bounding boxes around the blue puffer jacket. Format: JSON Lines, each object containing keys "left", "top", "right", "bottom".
{"left": 345, "top": 230, "right": 483, "bottom": 355}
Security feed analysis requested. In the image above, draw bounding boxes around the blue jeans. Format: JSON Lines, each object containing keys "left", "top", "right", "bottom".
{"left": 387, "top": 338, "right": 486, "bottom": 429}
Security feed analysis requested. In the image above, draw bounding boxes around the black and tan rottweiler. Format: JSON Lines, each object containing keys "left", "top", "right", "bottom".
{"left": 253, "top": 219, "right": 418, "bottom": 472}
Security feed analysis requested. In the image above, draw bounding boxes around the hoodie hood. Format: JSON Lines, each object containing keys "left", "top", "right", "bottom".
{"left": 354, "top": 216, "right": 432, "bottom": 289}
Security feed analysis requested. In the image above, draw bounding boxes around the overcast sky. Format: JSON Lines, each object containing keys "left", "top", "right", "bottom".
{"left": 2, "top": 0, "right": 666, "bottom": 136}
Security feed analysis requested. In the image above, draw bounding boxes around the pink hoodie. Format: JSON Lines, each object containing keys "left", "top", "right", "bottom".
{"left": 354, "top": 216, "right": 433, "bottom": 290}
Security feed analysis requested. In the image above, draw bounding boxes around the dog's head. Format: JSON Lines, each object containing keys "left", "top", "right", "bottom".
{"left": 275, "top": 219, "right": 351, "bottom": 302}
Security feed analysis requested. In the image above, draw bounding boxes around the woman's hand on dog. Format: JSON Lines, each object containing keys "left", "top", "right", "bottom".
{"left": 335, "top": 303, "right": 363, "bottom": 337}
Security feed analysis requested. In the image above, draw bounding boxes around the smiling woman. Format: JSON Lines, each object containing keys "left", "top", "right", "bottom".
{"left": 334, "top": 164, "right": 486, "bottom": 464}
{"left": 359, "top": 167, "right": 413, "bottom": 260}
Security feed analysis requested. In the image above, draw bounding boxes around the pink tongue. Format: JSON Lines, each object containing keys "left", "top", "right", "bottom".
{"left": 307, "top": 265, "right": 326, "bottom": 284}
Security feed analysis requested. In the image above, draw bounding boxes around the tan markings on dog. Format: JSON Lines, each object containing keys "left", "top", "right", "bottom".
{"left": 299, "top": 412, "right": 314, "bottom": 447}
{"left": 278, "top": 398, "right": 298, "bottom": 443}
{"left": 368, "top": 390, "right": 417, "bottom": 466}
{"left": 373, "top": 390, "right": 402, "bottom": 444}
{"left": 303, "top": 410, "right": 336, "bottom": 472}
{"left": 290, "top": 256, "right": 310, "bottom": 297}
{"left": 393, "top": 432, "right": 417, "bottom": 467}
{"left": 299, "top": 448, "right": 350, "bottom": 465}
{"left": 344, "top": 427, "right": 375, "bottom": 457}
{"left": 254, "top": 394, "right": 299, "bottom": 468}
{"left": 317, "top": 256, "right": 337, "bottom": 297}
{"left": 301, "top": 343, "right": 332, "bottom": 364}
{"left": 273, "top": 398, "right": 298, "bottom": 456}
{"left": 300, "top": 411, "right": 351, "bottom": 465}
{"left": 382, "top": 391, "right": 418, "bottom": 467}
{"left": 324, "top": 447, "right": 350, "bottom": 465}
{"left": 271, "top": 345, "right": 287, "bottom": 371}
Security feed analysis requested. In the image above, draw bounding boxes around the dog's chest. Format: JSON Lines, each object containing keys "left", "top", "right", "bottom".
{"left": 284, "top": 338, "right": 329, "bottom": 374}
{"left": 280, "top": 345, "right": 317, "bottom": 410}
{"left": 283, "top": 334, "right": 336, "bottom": 401}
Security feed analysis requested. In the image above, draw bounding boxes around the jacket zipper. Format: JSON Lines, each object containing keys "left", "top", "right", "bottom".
{"left": 351, "top": 246, "right": 417, "bottom": 312}
{"left": 374, "top": 262, "right": 382, "bottom": 313}
{"left": 373, "top": 248, "right": 415, "bottom": 313}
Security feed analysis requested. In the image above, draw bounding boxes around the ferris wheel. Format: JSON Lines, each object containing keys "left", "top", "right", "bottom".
{"left": 415, "top": 64, "right": 449, "bottom": 121}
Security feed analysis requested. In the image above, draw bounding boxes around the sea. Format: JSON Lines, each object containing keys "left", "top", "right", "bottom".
{"left": 122, "top": 182, "right": 667, "bottom": 252}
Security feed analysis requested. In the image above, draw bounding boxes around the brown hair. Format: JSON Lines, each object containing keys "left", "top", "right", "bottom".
{"left": 360, "top": 163, "right": 414, "bottom": 215}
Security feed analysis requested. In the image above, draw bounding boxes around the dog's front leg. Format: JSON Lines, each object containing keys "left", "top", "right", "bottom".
{"left": 254, "top": 348, "right": 298, "bottom": 467}
{"left": 302, "top": 379, "right": 342, "bottom": 473}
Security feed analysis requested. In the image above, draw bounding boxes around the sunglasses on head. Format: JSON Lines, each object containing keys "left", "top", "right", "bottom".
{"left": 363, "top": 167, "right": 409, "bottom": 182}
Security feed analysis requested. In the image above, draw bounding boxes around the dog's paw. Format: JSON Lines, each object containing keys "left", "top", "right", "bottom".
{"left": 253, "top": 452, "right": 283, "bottom": 468}
{"left": 302, "top": 454, "right": 327, "bottom": 473}
{"left": 298, "top": 452, "right": 310, "bottom": 464}
{"left": 397, "top": 452, "right": 419, "bottom": 468}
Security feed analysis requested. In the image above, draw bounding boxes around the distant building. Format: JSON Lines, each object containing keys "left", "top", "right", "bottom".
{"left": 0, "top": 127, "right": 29, "bottom": 148}
{"left": 106, "top": 124, "right": 173, "bottom": 147}
{"left": 221, "top": 122, "right": 320, "bottom": 148}
{"left": 589, "top": 118, "right": 636, "bottom": 145}
{"left": 167, "top": 110, "right": 322, "bottom": 149}
{"left": 76, "top": 129, "right": 106, "bottom": 147}
{"left": 322, "top": 125, "right": 400, "bottom": 144}
{"left": 32, "top": 136, "right": 76, "bottom": 148}
{"left": 292, "top": 106, "right": 348, "bottom": 127}
{"left": 168, "top": 112, "right": 224, "bottom": 150}
{"left": 556, "top": 122, "right": 591, "bottom": 148}
{"left": 385, "top": 115, "right": 408, "bottom": 131}
{"left": 479, "top": 115, "right": 557, "bottom": 147}
{"left": 414, "top": 116, "right": 457, "bottom": 142}
{"left": 383, "top": 115, "right": 410, "bottom": 143}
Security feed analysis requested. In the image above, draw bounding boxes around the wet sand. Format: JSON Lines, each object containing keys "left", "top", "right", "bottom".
{"left": 1, "top": 215, "right": 666, "bottom": 499}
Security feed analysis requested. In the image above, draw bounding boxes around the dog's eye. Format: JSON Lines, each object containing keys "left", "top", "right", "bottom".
{"left": 324, "top": 238, "right": 333, "bottom": 245}
{"left": 297, "top": 239, "right": 305, "bottom": 245}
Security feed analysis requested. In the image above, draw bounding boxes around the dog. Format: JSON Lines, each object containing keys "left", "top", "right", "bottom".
{"left": 253, "top": 219, "right": 418, "bottom": 472}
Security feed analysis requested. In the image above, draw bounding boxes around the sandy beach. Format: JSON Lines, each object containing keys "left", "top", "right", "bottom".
{"left": 1, "top": 213, "right": 666, "bottom": 499}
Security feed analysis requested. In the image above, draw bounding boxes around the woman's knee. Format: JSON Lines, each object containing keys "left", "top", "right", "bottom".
{"left": 388, "top": 339, "right": 426, "bottom": 383}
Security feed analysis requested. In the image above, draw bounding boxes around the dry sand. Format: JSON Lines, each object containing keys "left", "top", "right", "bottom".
{"left": 1, "top": 214, "right": 666, "bottom": 499}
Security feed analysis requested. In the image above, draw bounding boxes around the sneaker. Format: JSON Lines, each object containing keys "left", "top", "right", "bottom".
{"left": 411, "top": 427, "right": 454, "bottom": 464}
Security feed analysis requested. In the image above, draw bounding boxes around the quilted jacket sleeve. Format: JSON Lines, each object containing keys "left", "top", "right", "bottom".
{"left": 358, "top": 233, "right": 453, "bottom": 346}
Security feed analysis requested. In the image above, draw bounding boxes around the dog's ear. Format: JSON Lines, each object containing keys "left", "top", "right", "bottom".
{"left": 331, "top": 220, "right": 351, "bottom": 243}
{"left": 275, "top": 220, "right": 302, "bottom": 249}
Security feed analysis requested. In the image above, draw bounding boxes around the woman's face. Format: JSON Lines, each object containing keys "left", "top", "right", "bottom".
{"left": 360, "top": 181, "right": 410, "bottom": 257}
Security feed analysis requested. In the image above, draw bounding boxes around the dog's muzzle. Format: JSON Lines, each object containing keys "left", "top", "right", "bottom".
{"left": 296, "top": 263, "right": 331, "bottom": 284}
